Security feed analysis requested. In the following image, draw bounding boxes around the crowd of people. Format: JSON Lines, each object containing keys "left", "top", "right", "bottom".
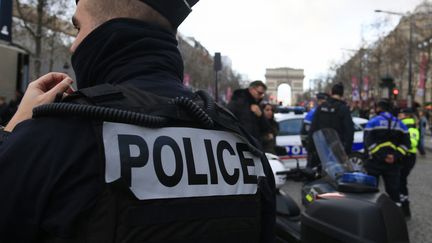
{"left": 348, "top": 99, "right": 430, "bottom": 156}
{"left": 226, "top": 80, "right": 280, "bottom": 154}
{"left": 1, "top": 72, "right": 429, "bottom": 222}
{"left": 302, "top": 85, "right": 426, "bottom": 219}
{"left": 226, "top": 80, "right": 427, "bottom": 219}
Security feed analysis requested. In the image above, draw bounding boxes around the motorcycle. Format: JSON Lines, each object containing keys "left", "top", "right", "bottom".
{"left": 271, "top": 128, "right": 410, "bottom": 243}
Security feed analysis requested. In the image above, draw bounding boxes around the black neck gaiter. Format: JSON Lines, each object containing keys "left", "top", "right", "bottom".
{"left": 71, "top": 18, "right": 184, "bottom": 92}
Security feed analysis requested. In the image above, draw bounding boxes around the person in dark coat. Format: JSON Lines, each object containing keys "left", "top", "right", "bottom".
{"left": 261, "top": 103, "right": 279, "bottom": 154}
{"left": 0, "top": 0, "right": 275, "bottom": 242}
{"left": 227, "top": 80, "right": 271, "bottom": 148}
{"left": 309, "top": 83, "right": 354, "bottom": 158}
{"left": 0, "top": 96, "right": 8, "bottom": 126}
{"left": 300, "top": 92, "right": 329, "bottom": 169}
{"left": 398, "top": 108, "right": 419, "bottom": 218}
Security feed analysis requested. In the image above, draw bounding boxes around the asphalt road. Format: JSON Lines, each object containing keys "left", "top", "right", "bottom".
{"left": 406, "top": 152, "right": 432, "bottom": 242}
{"left": 281, "top": 152, "right": 432, "bottom": 243}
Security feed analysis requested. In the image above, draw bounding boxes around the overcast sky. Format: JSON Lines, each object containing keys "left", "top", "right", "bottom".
{"left": 179, "top": 0, "right": 427, "bottom": 89}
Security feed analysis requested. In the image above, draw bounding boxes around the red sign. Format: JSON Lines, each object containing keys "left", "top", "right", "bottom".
{"left": 183, "top": 73, "right": 191, "bottom": 87}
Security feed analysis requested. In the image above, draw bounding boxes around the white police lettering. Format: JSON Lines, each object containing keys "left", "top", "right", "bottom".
{"left": 291, "top": 146, "right": 301, "bottom": 155}
{"left": 379, "top": 120, "right": 388, "bottom": 127}
{"left": 103, "top": 122, "right": 265, "bottom": 200}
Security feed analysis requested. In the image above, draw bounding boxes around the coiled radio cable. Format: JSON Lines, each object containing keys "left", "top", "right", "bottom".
{"left": 33, "top": 103, "right": 168, "bottom": 128}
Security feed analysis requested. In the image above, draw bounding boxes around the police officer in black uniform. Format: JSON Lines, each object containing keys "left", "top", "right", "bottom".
{"left": 308, "top": 83, "right": 354, "bottom": 164}
{"left": 364, "top": 100, "right": 410, "bottom": 204}
{"left": 0, "top": 0, "right": 275, "bottom": 242}
{"left": 300, "top": 92, "right": 329, "bottom": 169}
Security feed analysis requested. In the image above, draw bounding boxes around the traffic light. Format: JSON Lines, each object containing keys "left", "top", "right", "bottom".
{"left": 392, "top": 88, "right": 399, "bottom": 99}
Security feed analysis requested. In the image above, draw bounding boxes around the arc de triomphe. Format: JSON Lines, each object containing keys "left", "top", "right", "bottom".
{"left": 265, "top": 67, "right": 305, "bottom": 105}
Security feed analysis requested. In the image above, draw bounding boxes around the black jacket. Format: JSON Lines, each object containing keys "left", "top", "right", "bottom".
{"left": 364, "top": 111, "right": 410, "bottom": 162}
{"left": 227, "top": 89, "right": 271, "bottom": 147}
{"left": 309, "top": 97, "right": 354, "bottom": 154}
{"left": 262, "top": 118, "right": 279, "bottom": 154}
{"left": 0, "top": 19, "right": 275, "bottom": 242}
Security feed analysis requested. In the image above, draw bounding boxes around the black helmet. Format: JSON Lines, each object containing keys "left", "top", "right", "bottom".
{"left": 75, "top": 0, "right": 199, "bottom": 28}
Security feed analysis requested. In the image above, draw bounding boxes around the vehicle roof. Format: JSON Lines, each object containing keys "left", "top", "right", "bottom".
{"left": 353, "top": 117, "right": 368, "bottom": 125}
{"left": 275, "top": 106, "right": 305, "bottom": 114}
{"left": 275, "top": 113, "right": 369, "bottom": 124}
{"left": 274, "top": 112, "right": 306, "bottom": 122}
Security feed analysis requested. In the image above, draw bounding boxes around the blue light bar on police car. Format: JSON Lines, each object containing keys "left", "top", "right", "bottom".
{"left": 340, "top": 172, "right": 377, "bottom": 187}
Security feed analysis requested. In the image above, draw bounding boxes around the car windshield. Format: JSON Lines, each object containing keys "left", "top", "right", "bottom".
{"left": 278, "top": 118, "right": 303, "bottom": 136}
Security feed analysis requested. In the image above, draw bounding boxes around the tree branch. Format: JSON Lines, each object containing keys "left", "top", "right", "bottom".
{"left": 14, "top": 0, "right": 37, "bottom": 40}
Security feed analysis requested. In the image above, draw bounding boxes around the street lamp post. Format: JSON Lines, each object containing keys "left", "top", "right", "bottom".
{"left": 375, "top": 9, "right": 413, "bottom": 108}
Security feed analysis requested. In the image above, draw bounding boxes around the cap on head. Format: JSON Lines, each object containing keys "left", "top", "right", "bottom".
{"left": 76, "top": 0, "right": 199, "bottom": 28}
{"left": 377, "top": 99, "right": 392, "bottom": 112}
{"left": 331, "top": 82, "right": 344, "bottom": 96}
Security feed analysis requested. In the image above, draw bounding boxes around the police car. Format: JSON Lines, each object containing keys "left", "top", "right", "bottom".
{"left": 275, "top": 112, "right": 367, "bottom": 169}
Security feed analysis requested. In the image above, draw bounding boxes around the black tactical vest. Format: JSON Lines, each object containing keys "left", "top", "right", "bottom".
{"left": 35, "top": 84, "right": 271, "bottom": 243}
{"left": 316, "top": 101, "right": 340, "bottom": 131}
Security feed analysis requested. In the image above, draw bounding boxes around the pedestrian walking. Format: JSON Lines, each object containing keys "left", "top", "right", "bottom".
{"left": 363, "top": 99, "right": 411, "bottom": 204}
{"left": 418, "top": 110, "right": 428, "bottom": 155}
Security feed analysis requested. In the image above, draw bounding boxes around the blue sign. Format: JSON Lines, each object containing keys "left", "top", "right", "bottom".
{"left": 285, "top": 145, "right": 307, "bottom": 156}
{"left": 0, "top": 0, "right": 13, "bottom": 42}
{"left": 352, "top": 142, "right": 364, "bottom": 152}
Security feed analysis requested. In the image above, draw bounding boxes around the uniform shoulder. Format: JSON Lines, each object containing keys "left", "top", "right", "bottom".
{"left": 365, "top": 115, "right": 381, "bottom": 128}
{"left": 3, "top": 116, "right": 96, "bottom": 153}
{"left": 396, "top": 119, "right": 409, "bottom": 132}
{"left": 304, "top": 108, "right": 316, "bottom": 122}
{"left": 231, "top": 89, "right": 248, "bottom": 100}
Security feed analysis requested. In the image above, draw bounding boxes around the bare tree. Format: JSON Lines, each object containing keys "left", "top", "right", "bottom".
{"left": 13, "top": 0, "right": 74, "bottom": 78}
{"left": 178, "top": 36, "right": 242, "bottom": 99}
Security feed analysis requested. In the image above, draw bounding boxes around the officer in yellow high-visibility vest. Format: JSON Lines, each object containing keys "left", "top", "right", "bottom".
{"left": 398, "top": 108, "right": 420, "bottom": 219}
